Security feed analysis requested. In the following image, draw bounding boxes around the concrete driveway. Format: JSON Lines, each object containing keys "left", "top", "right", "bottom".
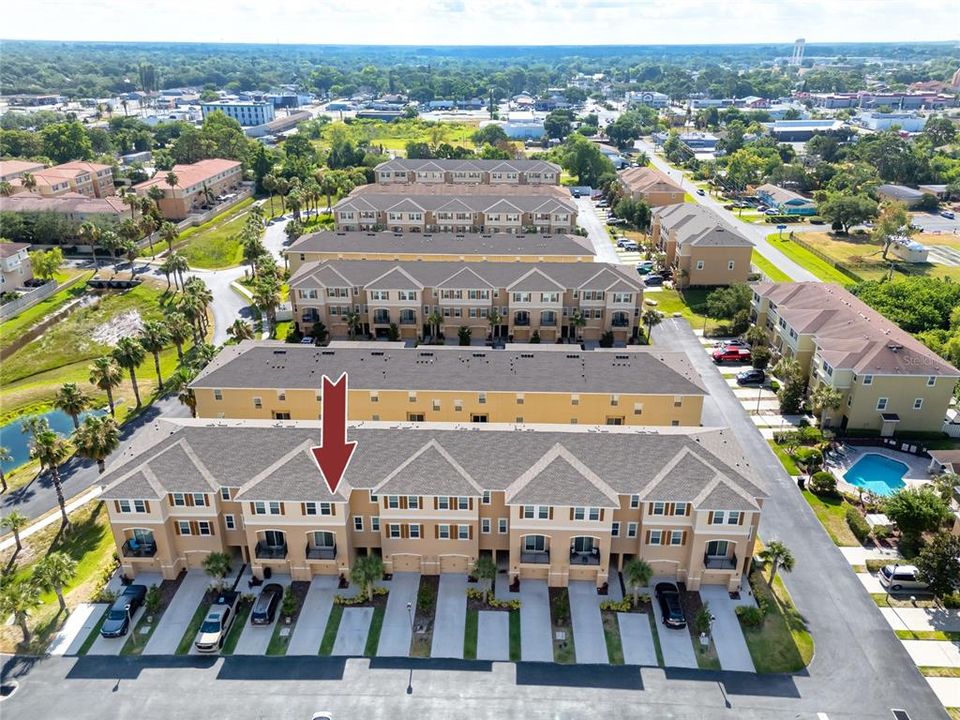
{"left": 698, "top": 585, "right": 755, "bottom": 672}
{"left": 375, "top": 572, "right": 419, "bottom": 657}
{"left": 476, "top": 611, "right": 509, "bottom": 661}
{"left": 332, "top": 607, "right": 372, "bottom": 656}
{"left": 649, "top": 580, "right": 697, "bottom": 669}
{"left": 143, "top": 571, "right": 210, "bottom": 655}
{"left": 618, "top": 612, "right": 658, "bottom": 666}
{"left": 432, "top": 574, "right": 467, "bottom": 659}
{"left": 519, "top": 579, "right": 552, "bottom": 662}
{"left": 86, "top": 605, "right": 145, "bottom": 656}
{"left": 287, "top": 575, "right": 338, "bottom": 655}
{"left": 567, "top": 581, "right": 607, "bottom": 664}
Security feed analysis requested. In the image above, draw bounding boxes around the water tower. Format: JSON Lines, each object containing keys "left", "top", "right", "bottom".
{"left": 791, "top": 38, "right": 806, "bottom": 67}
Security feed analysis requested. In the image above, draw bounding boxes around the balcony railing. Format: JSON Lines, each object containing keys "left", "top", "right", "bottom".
{"left": 306, "top": 545, "right": 336, "bottom": 560}
{"left": 256, "top": 542, "right": 288, "bottom": 560}
{"left": 520, "top": 550, "right": 550, "bottom": 564}
{"left": 372, "top": 314, "right": 391, "bottom": 325}
{"left": 611, "top": 319, "right": 630, "bottom": 328}
{"left": 514, "top": 317, "right": 531, "bottom": 327}
{"left": 569, "top": 549, "right": 600, "bottom": 566}
{"left": 399, "top": 317, "right": 417, "bottom": 325}
{"left": 122, "top": 539, "right": 157, "bottom": 558}
{"left": 540, "top": 317, "right": 557, "bottom": 327}
{"left": 703, "top": 553, "right": 738, "bottom": 570}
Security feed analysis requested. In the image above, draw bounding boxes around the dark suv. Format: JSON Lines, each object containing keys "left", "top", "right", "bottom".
{"left": 655, "top": 582, "right": 687, "bottom": 629}
{"left": 250, "top": 583, "right": 283, "bottom": 625}
{"left": 100, "top": 584, "right": 147, "bottom": 638}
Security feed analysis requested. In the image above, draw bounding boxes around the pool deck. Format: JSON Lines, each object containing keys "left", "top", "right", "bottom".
{"left": 826, "top": 445, "right": 932, "bottom": 496}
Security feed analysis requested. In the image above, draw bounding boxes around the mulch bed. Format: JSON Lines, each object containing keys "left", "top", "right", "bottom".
{"left": 284, "top": 581, "right": 310, "bottom": 624}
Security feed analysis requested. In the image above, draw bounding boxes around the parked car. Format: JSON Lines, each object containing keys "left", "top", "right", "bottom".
{"left": 100, "top": 584, "right": 147, "bottom": 638}
{"left": 941, "top": 210, "right": 956, "bottom": 220}
{"left": 195, "top": 592, "right": 240, "bottom": 653}
{"left": 655, "top": 582, "right": 686, "bottom": 629}
{"left": 636, "top": 266, "right": 652, "bottom": 275}
{"left": 572, "top": 190, "right": 581, "bottom": 199}
{"left": 878, "top": 565, "right": 929, "bottom": 593}
{"left": 658, "top": 269, "right": 673, "bottom": 280}
{"left": 250, "top": 583, "right": 283, "bottom": 625}
{"left": 736, "top": 368, "right": 765, "bottom": 385}
{"left": 597, "top": 200, "right": 609, "bottom": 208}
{"left": 643, "top": 275, "right": 665, "bottom": 287}
{"left": 621, "top": 241, "right": 639, "bottom": 252}
{"left": 616, "top": 238, "right": 631, "bottom": 248}
{"left": 716, "top": 338, "right": 748, "bottom": 348}
{"left": 712, "top": 347, "right": 752, "bottom": 363}
{"left": 696, "top": 189, "right": 705, "bottom": 196}
{"left": 764, "top": 208, "right": 779, "bottom": 215}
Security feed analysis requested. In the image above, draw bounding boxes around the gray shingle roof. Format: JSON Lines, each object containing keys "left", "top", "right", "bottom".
{"left": 335, "top": 183, "right": 576, "bottom": 213}
{"left": 190, "top": 342, "right": 706, "bottom": 396}
{"left": 236, "top": 442, "right": 346, "bottom": 502}
{"left": 653, "top": 203, "right": 752, "bottom": 247}
{"left": 376, "top": 159, "right": 560, "bottom": 174}
{"left": 506, "top": 445, "right": 620, "bottom": 507}
{"left": 373, "top": 440, "right": 482, "bottom": 496}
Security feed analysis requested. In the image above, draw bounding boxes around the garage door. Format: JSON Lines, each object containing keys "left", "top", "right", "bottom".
{"left": 391, "top": 554, "right": 422, "bottom": 572}
{"left": 439, "top": 555, "right": 469, "bottom": 573}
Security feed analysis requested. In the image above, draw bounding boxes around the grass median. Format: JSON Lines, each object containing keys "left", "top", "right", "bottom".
{"left": 765, "top": 233, "right": 855, "bottom": 286}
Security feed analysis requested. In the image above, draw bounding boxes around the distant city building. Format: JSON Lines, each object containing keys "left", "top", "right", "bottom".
{"left": 769, "top": 119, "right": 844, "bottom": 142}
{"left": 755, "top": 184, "right": 817, "bottom": 215}
{"left": 626, "top": 90, "right": 670, "bottom": 109}
{"left": 791, "top": 38, "right": 806, "bottom": 67}
{"left": 855, "top": 112, "right": 927, "bottom": 133}
{"left": 618, "top": 167, "right": 684, "bottom": 207}
{"left": 200, "top": 101, "right": 275, "bottom": 127}
{"left": 501, "top": 111, "right": 545, "bottom": 140}
{"left": 375, "top": 159, "right": 560, "bottom": 186}
{"left": 1, "top": 160, "right": 114, "bottom": 198}
{"left": 876, "top": 184, "right": 928, "bottom": 208}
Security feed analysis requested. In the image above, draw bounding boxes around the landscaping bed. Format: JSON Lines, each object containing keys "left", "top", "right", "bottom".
{"left": 464, "top": 586, "right": 521, "bottom": 661}
{"left": 265, "top": 581, "right": 310, "bottom": 655}
{"left": 737, "top": 568, "right": 814, "bottom": 673}
{"left": 120, "top": 574, "right": 186, "bottom": 655}
{"left": 549, "top": 587, "right": 575, "bottom": 664}
{"left": 410, "top": 575, "right": 438, "bottom": 657}
{"left": 680, "top": 588, "right": 721, "bottom": 671}
{"left": 319, "top": 604, "right": 344, "bottom": 656}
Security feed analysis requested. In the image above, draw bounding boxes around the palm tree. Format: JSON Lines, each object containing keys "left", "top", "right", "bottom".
{"left": 567, "top": 308, "right": 586, "bottom": 342}
{"left": 227, "top": 319, "right": 255, "bottom": 343}
{"left": 202, "top": 551, "right": 232, "bottom": 591}
{"left": 641, "top": 308, "right": 662, "bottom": 343}
{"left": 53, "top": 382, "right": 90, "bottom": 430}
{"left": 187, "top": 342, "right": 217, "bottom": 372}
{"left": 622, "top": 557, "right": 653, "bottom": 608}
{"left": 472, "top": 555, "right": 498, "bottom": 602}
{"left": 33, "top": 552, "right": 78, "bottom": 613}
{"left": 89, "top": 356, "right": 123, "bottom": 417}
{"left": 164, "top": 171, "right": 179, "bottom": 191}
{"left": 139, "top": 214, "right": 158, "bottom": 254}
{"left": 759, "top": 541, "right": 795, "bottom": 585}
{"left": 169, "top": 367, "right": 197, "bottom": 417}
{"left": 344, "top": 310, "right": 361, "bottom": 341}
{"left": 182, "top": 278, "right": 212, "bottom": 339}
{"left": 99, "top": 229, "right": 122, "bottom": 265}
{"left": 252, "top": 276, "right": 281, "bottom": 334}
{"left": 73, "top": 414, "right": 120, "bottom": 473}
{"left": 159, "top": 254, "right": 177, "bottom": 292}
{"left": 30, "top": 427, "right": 73, "bottom": 529}
{"left": 139, "top": 320, "right": 170, "bottom": 389}
{"left": 21, "top": 172, "right": 37, "bottom": 193}
{"left": 811, "top": 384, "right": 843, "bottom": 428}
{"left": 120, "top": 237, "right": 139, "bottom": 280}
{"left": 0, "top": 581, "right": 41, "bottom": 645}
{"left": 351, "top": 553, "right": 385, "bottom": 601}
{"left": 1, "top": 510, "right": 29, "bottom": 552}
{"left": 427, "top": 310, "right": 443, "bottom": 340}
{"left": 113, "top": 337, "right": 147, "bottom": 408}
{"left": 318, "top": 171, "right": 341, "bottom": 210}
{"left": 147, "top": 185, "right": 165, "bottom": 207}
{"left": 168, "top": 252, "right": 189, "bottom": 291}
{"left": 0, "top": 446, "right": 12, "bottom": 493}
{"left": 262, "top": 173, "right": 277, "bottom": 216}
{"left": 78, "top": 221, "right": 102, "bottom": 268}
{"left": 164, "top": 312, "right": 192, "bottom": 362}
{"left": 159, "top": 221, "right": 179, "bottom": 255}
{"left": 241, "top": 233, "right": 266, "bottom": 279}
{"left": 744, "top": 324, "right": 767, "bottom": 347}
{"left": 121, "top": 189, "right": 139, "bottom": 220}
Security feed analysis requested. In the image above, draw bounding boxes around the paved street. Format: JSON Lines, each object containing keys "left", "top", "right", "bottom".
{"left": 573, "top": 196, "right": 620, "bottom": 263}
{"left": 653, "top": 317, "right": 949, "bottom": 719}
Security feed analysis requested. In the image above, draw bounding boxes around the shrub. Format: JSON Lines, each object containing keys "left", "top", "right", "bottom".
{"left": 747, "top": 571, "right": 770, "bottom": 615}
{"left": 942, "top": 593, "right": 960, "bottom": 609}
{"left": 769, "top": 379, "right": 780, "bottom": 392}
{"left": 599, "top": 598, "right": 632, "bottom": 612}
{"left": 791, "top": 446, "right": 823, "bottom": 471}
{"left": 736, "top": 605, "right": 764, "bottom": 627}
{"left": 809, "top": 471, "right": 838, "bottom": 497}
{"left": 845, "top": 505, "right": 871, "bottom": 543}
{"left": 873, "top": 525, "right": 891, "bottom": 541}
{"left": 551, "top": 590, "right": 571, "bottom": 624}
{"left": 466, "top": 587, "right": 485, "bottom": 601}
{"left": 489, "top": 597, "right": 521, "bottom": 610}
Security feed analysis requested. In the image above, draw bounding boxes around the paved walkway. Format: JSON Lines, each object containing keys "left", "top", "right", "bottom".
{"left": 519, "top": 579, "right": 552, "bottom": 662}
{"left": 476, "top": 611, "right": 509, "bottom": 661}
{"left": 287, "top": 576, "right": 338, "bottom": 655}
{"left": 648, "top": 580, "right": 697, "bottom": 669}
{"left": 432, "top": 574, "right": 467, "bottom": 659}
{"left": 567, "top": 581, "right": 607, "bottom": 664}
{"left": 901, "top": 640, "right": 960, "bottom": 668}
{"left": 376, "top": 572, "right": 419, "bottom": 657}
{"left": 698, "top": 585, "right": 755, "bottom": 672}
{"left": 879, "top": 607, "right": 960, "bottom": 633}
{"left": 87, "top": 606, "right": 146, "bottom": 656}
{"left": 838, "top": 546, "right": 901, "bottom": 565}
{"left": 618, "top": 612, "right": 657, "bottom": 666}
{"left": 48, "top": 603, "right": 106, "bottom": 656}
{"left": 332, "top": 607, "right": 372, "bottom": 656}
{"left": 856, "top": 572, "right": 885, "bottom": 594}
{"left": 925, "top": 676, "right": 960, "bottom": 709}
{"left": 143, "top": 571, "right": 209, "bottom": 655}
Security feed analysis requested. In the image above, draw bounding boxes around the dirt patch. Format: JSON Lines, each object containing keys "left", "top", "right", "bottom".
{"left": 91, "top": 309, "right": 144, "bottom": 346}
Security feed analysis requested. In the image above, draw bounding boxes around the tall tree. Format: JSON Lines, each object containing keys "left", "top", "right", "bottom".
{"left": 139, "top": 321, "right": 170, "bottom": 388}
{"left": 164, "top": 312, "right": 192, "bottom": 362}
{"left": 30, "top": 427, "right": 73, "bottom": 528}
{"left": 73, "top": 414, "right": 120, "bottom": 473}
{"left": 0, "top": 581, "right": 41, "bottom": 646}
{"left": 89, "top": 356, "right": 123, "bottom": 417}
{"left": 33, "top": 552, "right": 78, "bottom": 613}
{"left": 759, "top": 541, "right": 795, "bottom": 585}
{"left": 53, "top": 382, "right": 90, "bottom": 429}
{"left": 77, "top": 221, "right": 102, "bottom": 268}
{"left": 622, "top": 557, "right": 653, "bottom": 608}
{"left": 112, "top": 337, "right": 147, "bottom": 408}
{"left": 0, "top": 510, "right": 28, "bottom": 552}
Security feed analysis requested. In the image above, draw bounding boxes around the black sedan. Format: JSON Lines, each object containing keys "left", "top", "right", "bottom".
{"left": 100, "top": 584, "right": 147, "bottom": 638}
{"left": 736, "top": 368, "right": 765, "bottom": 385}
{"left": 250, "top": 583, "right": 283, "bottom": 625}
{"left": 655, "top": 582, "right": 687, "bottom": 629}
{"left": 643, "top": 275, "right": 665, "bottom": 287}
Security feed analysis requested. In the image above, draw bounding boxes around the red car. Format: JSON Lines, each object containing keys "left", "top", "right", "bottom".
{"left": 712, "top": 347, "right": 751, "bottom": 363}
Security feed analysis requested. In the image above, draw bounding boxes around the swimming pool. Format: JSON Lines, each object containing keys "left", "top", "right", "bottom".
{"left": 842, "top": 453, "right": 909, "bottom": 496}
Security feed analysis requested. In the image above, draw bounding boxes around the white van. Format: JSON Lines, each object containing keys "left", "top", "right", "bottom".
{"left": 878, "top": 565, "right": 929, "bottom": 592}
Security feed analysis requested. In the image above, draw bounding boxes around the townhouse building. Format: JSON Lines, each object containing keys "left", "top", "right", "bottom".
{"left": 617, "top": 166, "right": 684, "bottom": 207}
{"left": 333, "top": 184, "right": 577, "bottom": 235}
{"left": 1, "top": 160, "right": 114, "bottom": 198}
{"left": 0, "top": 160, "right": 45, "bottom": 182}
{"left": 285, "top": 231, "right": 595, "bottom": 273}
{"left": 189, "top": 341, "right": 706, "bottom": 427}
{"left": 0, "top": 194, "right": 126, "bottom": 226}
{"left": 288, "top": 260, "right": 645, "bottom": 343}
{"left": 374, "top": 159, "right": 561, "bottom": 186}
{"left": 652, "top": 204, "right": 753, "bottom": 288}
{"left": 102, "top": 420, "right": 764, "bottom": 592}
{"left": 0, "top": 242, "right": 33, "bottom": 289}
{"left": 751, "top": 282, "right": 960, "bottom": 435}
{"left": 133, "top": 159, "right": 243, "bottom": 220}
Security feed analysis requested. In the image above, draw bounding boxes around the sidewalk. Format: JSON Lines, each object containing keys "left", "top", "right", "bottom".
{"left": 0, "top": 485, "right": 102, "bottom": 553}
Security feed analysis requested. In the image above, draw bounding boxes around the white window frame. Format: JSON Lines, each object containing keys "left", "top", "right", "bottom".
{"left": 712, "top": 511, "right": 725, "bottom": 525}
{"left": 670, "top": 530, "right": 683, "bottom": 545}
{"left": 224, "top": 514, "right": 235, "bottom": 530}
{"left": 177, "top": 521, "right": 191, "bottom": 535}
{"left": 438, "top": 524, "right": 451, "bottom": 539}
{"left": 876, "top": 397, "right": 888, "bottom": 411}
{"left": 371, "top": 517, "right": 380, "bottom": 532}
{"left": 458, "top": 524, "right": 470, "bottom": 540}
{"left": 481, "top": 518, "right": 491, "bottom": 534}
{"left": 354, "top": 516, "right": 364, "bottom": 532}
{"left": 627, "top": 522, "right": 638, "bottom": 538}
{"left": 498, "top": 518, "right": 508, "bottom": 534}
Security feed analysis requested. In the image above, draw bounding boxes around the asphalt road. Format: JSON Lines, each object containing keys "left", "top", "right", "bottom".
{"left": 574, "top": 196, "right": 620, "bottom": 263}
{"left": 652, "top": 317, "right": 948, "bottom": 720}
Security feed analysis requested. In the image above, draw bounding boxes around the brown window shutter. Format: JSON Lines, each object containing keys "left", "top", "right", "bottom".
{"left": 174, "top": 523, "right": 180, "bottom": 536}
{"left": 599, "top": 509, "right": 605, "bottom": 522}
{"left": 401, "top": 525, "right": 408, "bottom": 539}
{"left": 569, "top": 508, "right": 574, "bottom": 520}
{"left": 667, "top": 503, "right": 674, "bottom": 516}
{"left": 144, "top": 501, "right": 151, "bottom": 513}
{"left": 418, "top": 524, "right": 423, "bottom": 538}
{"left": 114, "top": 500, "right": 121, "bottom": 513}
{"left": 468, "top": 525, "right": 474, "bottom": 540}
{"left": 682, "top": 531, "right": 687, "bottom": 545}
{"left": 209, "top": 523, "right": 215, "bottom": 536}
{"left": 708, "top": 511, "right": 714, "bottom": 524}
{"left": 280, "top": 502, "right": 286, "bottom": 515}
{"left": 549, "top": 507, "right": 554, "bottom": 520}
{"left": 300, "top": 502, "right": 306, "bottom": 515}
{"left": 185, "top": 494, "right": 194, "bottom": 507}
{"left": 400, "top": 497, "right": 408, "bottom": 510}
{"left": 648, "top": 503, "right": 654, "bottom": 514}
{"left": 644, "top": 530, "right": 651, "bottom": 544}
{"left": 738, "top": 512, "right": 745, "bottom": 525}
{"left": 434, "top": 525, "right": 439, "bottom": 539}
{"left": 331, "top": 504, "right": 336, "bottom": 517}
{"left": 685, "top": 504, "right": 691, "bottom": 516}
{"left": 249, "top": 502, "right": 256, "bottom": 514}
{"left": 433, "top": 497, "right": 438, "bottom": 510}
{"left": 469, "top": 498, "right": 474, "bottom": 511}
{"left": 190, "top": 521, "right": 198, "bottom": 535}
{"left": 383, "top": 497, "right": 388, "bottom": 509}
{"left": 168, "top": 494, "right": 175, "bottom": 506}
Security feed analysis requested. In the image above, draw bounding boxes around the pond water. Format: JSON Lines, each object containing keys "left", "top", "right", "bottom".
{"left": 0, "top": 408, "right": 106, "bottom": 474}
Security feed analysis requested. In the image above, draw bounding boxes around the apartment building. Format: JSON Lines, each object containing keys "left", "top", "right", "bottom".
{"left": 0, "top": 242, "right": 33, "bottom": 288}
{"left": 189, "top": 341, "right": 706, "bottom": 426}
{"left": 652, "top": 204, "right": 753, "bottom": 288}
{"left": 289, "top": 260, "right": 645, "bottom": 343}
{"left": 374, "top": 159, "right": 561, "bottom": 186}
{"left": 751, "top": 282, "right": 960, "bottom": 435}
{"left": 0, "top": 194, "right": 126, "bottom": 225}
{"left": 102, "top": 419, "right": 764, "bottom": 591}
{"left": 47, "top": 162, "right": 116, "bottom": 198}
{"left": 618, "top": 167, "right": 684, "bottom": 207}
{"left": 133, "top": 159, "right": 243, "bottom": 220}
{"left": 333, "top": 184, "right": 577, "bottom": 235}
{"left": 2, "top": 160, "right": 115, "bottom": 198}
{"left": 285, "top": 231, "right": 595, "bottom": 273}
{"left": 200, "top": 101, "right": 275, "bottom": 126}
{"left": 0, "top": 160, "right": 45, "bottom": 182}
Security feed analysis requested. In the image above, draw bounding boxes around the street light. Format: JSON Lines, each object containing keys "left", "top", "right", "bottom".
{"left": 406, "top": 601, "right": 415, "bottom": 694}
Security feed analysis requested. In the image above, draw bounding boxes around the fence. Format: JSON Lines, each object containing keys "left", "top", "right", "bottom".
{"left": 784, "top": 234, "right": 865, "bottom": 284}
{"left": 0, "top": 280, "right": 57, "bottom": 321}
{"left": 843, "top": 435, "right": 931, "bottom": 459}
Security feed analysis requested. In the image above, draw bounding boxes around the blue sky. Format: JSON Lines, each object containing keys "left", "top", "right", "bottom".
{"left": 5, "top": 0, "right": 960, "bottom": 45}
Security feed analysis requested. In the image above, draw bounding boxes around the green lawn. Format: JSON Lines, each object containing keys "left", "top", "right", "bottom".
{"left": 266, "top": 615, "right": 295, "bottom": 656}
{"left": 751, "top": 250, "right": 792, "bottom": 282}
{"left": 694, "top": 635, "right": 722, "bottom": 671}
{"left": 896, "top": 630, "right": 960, "bottom": 641}
{"left": 601, "top": 611, "right": 624, "bottom": 665}
{"left": 800, "top": 231, "right": 960, "bottom": 283}
{"left": 508, "top": 609, "right": 521, "bottom": 662}
{"left": 801, "top": 490, "right": 860, "bottom": 547}
{"left": 175, "top": 597, "right": 211, "bottom": 655}
{"left": 464, "top": 608, "right": 479, "bottom": 660}
{"left": 765, "top": 233, "right": 856, "bottom": 286}
{"left": 650, "top": 287, "right": 725, "bottom": 335}
{"left": 648, "top": 612, "right": 664, "bottom": 666}
{"left": 740, "top": 570, "right": 814, "bottom": 673}
{"left": 0, "top": 269, "right": 92, "bottom": 351}
{"left": 364, "top": 606, "right": 386, "bottom": 657}
{"left": 319, "top": 604, "right": 344, "bottom": 655}
{"left": 120, "top": 612, "right": 159, "bottom": 656}
{"left": 768, "top": 441, "right": 801, "bottom": 476}
{"left": 312, "top": 118, "right": 480, "bottom": 153}
{"left": 178, "top": 200, "right": 255, "bottom": 269}
{"left": 220, "top": 601, "right": 253, "bottom": 655}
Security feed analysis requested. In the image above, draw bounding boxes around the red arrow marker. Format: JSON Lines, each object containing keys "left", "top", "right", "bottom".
{"left": 310, "top": 373, "right": 357, "bottom": 494}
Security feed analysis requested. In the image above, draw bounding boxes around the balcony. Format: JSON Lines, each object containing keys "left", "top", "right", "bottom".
{"left": 306, "top": 545, "right": 336, "bottom": 560}
{"left": 399, "top": 316, "right": 418, "bottom": 326}
{"left": 122, "top": 539, "right": 157, "bottom": 558}
{"left": 703, "top": 553, "right": 738, "bottom": 570}
{"left": 256, "top": 542, "right": 288, "bottom": 560}
{"left": 570, "top": 549, "right": 600, "bottom": 566}
{"left": 514, "top": 317, "right": 531, "bottom": 327}
{"left": 520, "top": 550, "right": 550, "bottom": 564}
{"left": 372, "top": 313, "right": 391, "bottom": 325}
{"left": 611, "top": 319, "right": 630, "bottom": 328}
